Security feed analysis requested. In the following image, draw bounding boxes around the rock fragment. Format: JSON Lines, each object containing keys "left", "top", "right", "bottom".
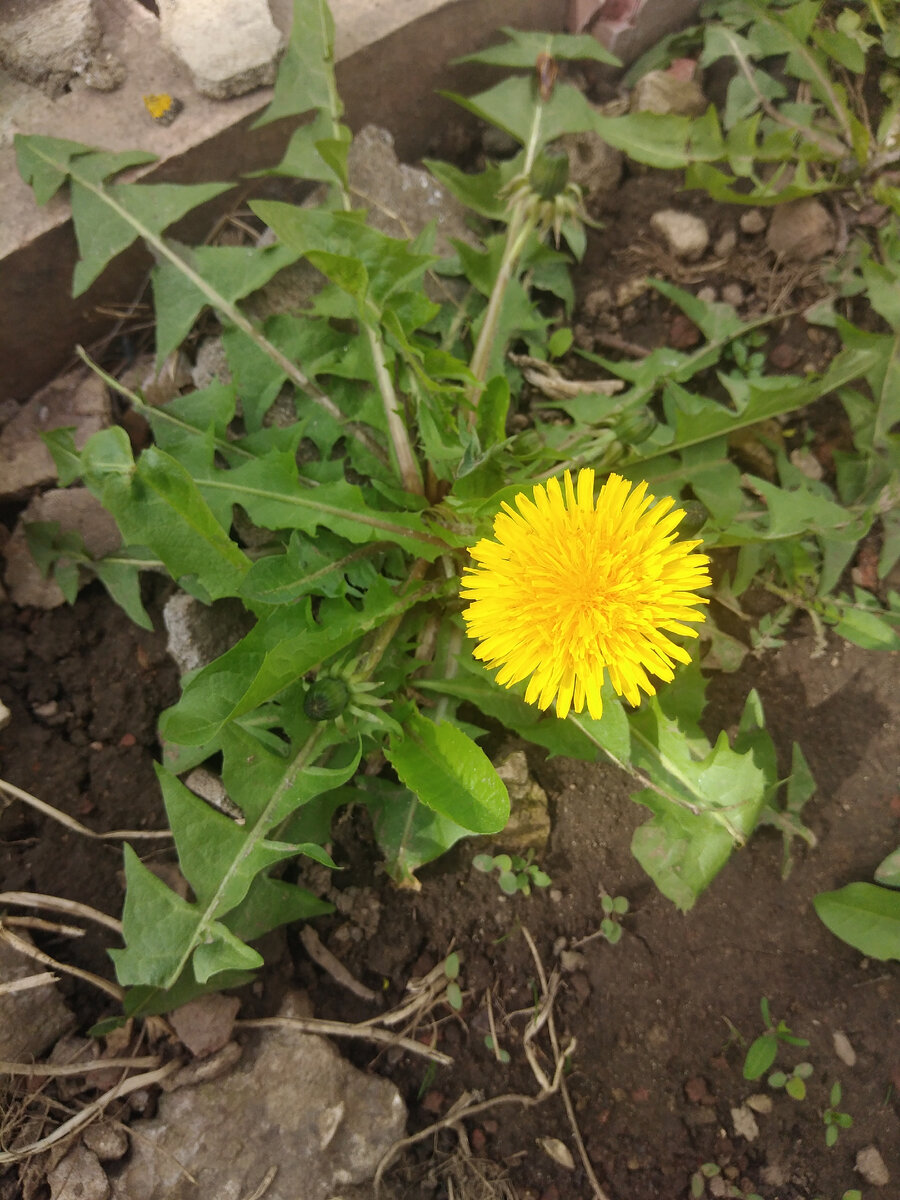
{"left": 650, "top": 209, "right": 709, "bottom": 261}
{"left": 0, "top": 371, "right": 110, "bottom": 499}
{"left": 630, "top": 69, "right": 708, "bottom": 116}
{"left": 766, "top": 198, "right": 836, "bottom": 262}
{"left": 109, "top": 993, "right": 406, "bottom": 1200}
{"left": 0, "top": 935, "right": 73, "bottom": 1060}
{"left": 856, "top": 1145, "right": 890, "bottom": 1187}
{"left": 0, "top": 0, "right": 101, "bottom": 96}
{"left": 3, "top": 488, "right": 121, "bottom": 609}
{"left": 48, "top": 1142, "right": 109, "bottom": 1200}
{"left": 158, "top": 0, "right": 285, "bottom": 100}
{"left": 558, "top": 129, "right": 623, "bottom": 202}
{"left": 739, "top": 209, "right": 767, "bottom": 235}
{"left": 82, "top": 1122, "right": 129, "bottom": 1162}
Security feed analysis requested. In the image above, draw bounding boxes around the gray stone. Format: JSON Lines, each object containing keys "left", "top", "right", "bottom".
{"left": 740, "top": 209, "right": 767, "bottom": 235}
{"left": 158, "top": 0, "right": 285, "bottom": 100}
{"left": 558, "top": 129, "right": 623, "bottom": 202}
{"left": 714, "top": 228, "right": 737, "bottom": 257}
{"left": 162, "top": 592, "right": 255, "bottom": 674}
{"left": 493, "top": 750, "right": 550, "bottom": 855}
{"left": 0, "top": 371, "right": 110, "bottom": 498}
{"left": 0, "top": 934, "right": 74, "bottom": 1060}
{"left": 766, "top": 197, "right": 835, "bottom": 263}
{"left": 630, "top": 69, "right": 707, "bottom": 116}
{"left": 49, "top": 1143, "right": 109, "bottom": 1200}
{"left": 649, "top": 209, "right": 709, "bottom": 261}
{"left": 82, "top": 1121, "right": 129, "bottom": 1162}
{"left": 856, "top": 1145, "right": 890, "bottom": 1187}
{"left": 3, "top": 487, "right": 121, "bottom": 609}
{"left": 191, "top": 338, "right": 232, "bottom": 392}
{"left": 109, "top": 995, "right": 406, "bottom": 1200}
{"left": 0, "top": 0, "right": 101, "bottom": 96}
{"left": 347, "top": 125, "right": 474, "bottom": 259}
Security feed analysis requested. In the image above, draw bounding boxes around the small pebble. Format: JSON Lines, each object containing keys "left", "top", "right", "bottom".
{"left": 745, "top": 1093, "right": 773, "bottom": 1114}
{"left": 856, "top": 1145, "right": 890, "bottom": 1186}
{"left": 696, "top": 285, "right": 717, "bottom": 304}
{"left": 650, "top": 208, "right": 710, "bottom": 261}
{"left": 740, "top": 209, "right": 767, "bottom": 235}
{"left": 721, "top": 282, "right": 744, "bottom": 307}
{"left": 833, "top": 1031, "right": 857, "bottom": 1066}
{"left": 714, "top": 228, "right": 737, "bottom": 256}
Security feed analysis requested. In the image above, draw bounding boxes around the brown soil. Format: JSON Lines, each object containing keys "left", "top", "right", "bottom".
{"left": 1, "top": 168, "right": 899, "bottom": 1200}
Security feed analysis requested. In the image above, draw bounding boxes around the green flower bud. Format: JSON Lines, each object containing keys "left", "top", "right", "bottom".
{"left": 529, "top": 148, "right": 570, "bottom": 201}
{"left": 677, "top": 500, "right": 708, "bottom": 538}
{"left": 304, "top": 677, "right": 350, "bottom": 722}
{"left": 615, "top": 407, "right": 657, "bottom": 446}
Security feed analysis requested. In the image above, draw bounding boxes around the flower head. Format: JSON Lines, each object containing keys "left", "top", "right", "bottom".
{"left": 460, "top": 470, "right": 711, "bottom": 720}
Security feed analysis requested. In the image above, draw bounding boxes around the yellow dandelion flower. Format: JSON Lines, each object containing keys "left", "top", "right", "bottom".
{"left": 460, "top": 469, "right": 712, "bottom": 721}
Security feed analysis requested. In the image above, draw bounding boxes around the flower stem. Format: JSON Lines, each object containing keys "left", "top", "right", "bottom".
{"left": 466, "top": 203, "right": 539, "bottom": 424}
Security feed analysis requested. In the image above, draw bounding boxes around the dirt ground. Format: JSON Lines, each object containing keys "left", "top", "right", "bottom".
{"left": 1, "top": 162, "right": 899, "bottom": 1200}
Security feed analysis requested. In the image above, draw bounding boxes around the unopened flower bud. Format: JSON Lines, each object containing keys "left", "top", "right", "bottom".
{"left": 529, "top": 148, "right": 570, "bottom": 201}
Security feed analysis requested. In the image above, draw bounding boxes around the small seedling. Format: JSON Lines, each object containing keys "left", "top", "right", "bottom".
{"left": 444, "top": 951, "right": 463, "bottom": 1011}
{"left": 742, "top": 997, "right": 810, "bottom": 1081}
{"left": 599, "top": 891, "right": 629, "bottom": 944}
{"left": 483, "top": 1034, "right": 511, "bottom": 1064}
{"left": 473, "top": 850, "right": 551, "bottom": 897}
{"left": 689, "top": 1162, "right": 763, "bottom": 1200}
{"left": 822, "top": 1081, "right": 854, "bottom": 1146}
{"left": 768, "top": 1060, "right": 814, "bottom": 1101}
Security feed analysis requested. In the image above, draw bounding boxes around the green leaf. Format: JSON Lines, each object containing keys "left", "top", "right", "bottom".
{"left": 442, "top": 76, "right": 599, "bottom": 150}
{"left": 152, "top": 241, "right": 300, "bottom": 364}
{"left": 874, "top": 847, "right": 900, "bottom": 888}
{"left": 361, "top": 778, "right": 473, "bottom": 883}
{"left": 385, "top": 710, "right": 509, "bottom": 835}
{"left": 15, "top": 134, "right": 154, "bottom": 205}
{"left": 743, "top": 1033, "right": 778, "bottom": 1079}
{"left": 161, "top": 579, "right": 425, "bottom": 745}
{"left": 78, "top": 433, "right": 251, "bottom": 601}
{"left": 71, "top": 178, "right": 232, "bottom": 297}
{"left": 832, "top": 605, "right": 900, "bottom": 651}
{"left": 254, "top": 0, "right": 339, "bottom": 127}
{"left": 110, "top": 846, "right": 205, "bottom": 988}
{"left": 457, "top": 27, "right": 620, "bottom": 68}
{"left": 814, "top": 882, "right": 900, "bottom": 960}
{"left": 249, "top": 204, "right": 434, "bottom": 311}
{"left": 196, "top": 452, "right": 447, "bottom": 559}
{"left": 629, "top": 699, "right": 767, "bottom": 910}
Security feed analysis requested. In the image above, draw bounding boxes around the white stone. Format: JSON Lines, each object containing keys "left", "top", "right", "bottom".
{"left": 650, "top": 209, "right": 709, "bottom": 261}
{"left": 158, "top": 0, "right": 285, "bottom": 100}
{"left": 731, "top": 1104, "right": 760, "bottom": 1141}
{"left": 832, "top": 1029, "right": 857, "bottom": 1066}
{"left": 856, "top": 1145, "right": 890, "bottom": 1187}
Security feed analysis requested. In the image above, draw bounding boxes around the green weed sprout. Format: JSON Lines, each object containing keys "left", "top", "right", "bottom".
{"left": 742, "top": 997, "right": 810, "bottom": 1081}
{"left": 473, "top": 850, "right": 551, "bottom": 896}
{"left": 822, "top": 1081, "right": 854, "bottom": 1146}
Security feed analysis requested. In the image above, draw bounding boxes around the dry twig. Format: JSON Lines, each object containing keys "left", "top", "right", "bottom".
{"left": 0, "top": 892, "right": 123, "bottom": 934}
{"left": 0, "top": 778, "right": 172, "bottom": 842}
{"left": 0, "top": 924, "right": 123, "bottom": 1002}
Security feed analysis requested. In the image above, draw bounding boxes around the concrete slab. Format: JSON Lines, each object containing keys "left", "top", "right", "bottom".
{"left": 0, "top": 0, "right": 698, "bottom": 403}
